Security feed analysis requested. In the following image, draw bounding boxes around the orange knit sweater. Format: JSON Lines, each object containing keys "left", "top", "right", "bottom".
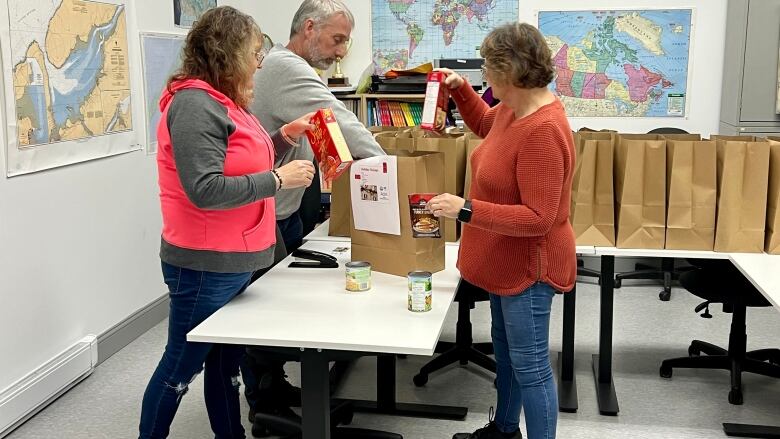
{"left": 452, "top": 82, "right": 577, "bottom": 295}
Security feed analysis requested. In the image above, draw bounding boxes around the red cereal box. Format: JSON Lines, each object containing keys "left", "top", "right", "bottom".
{"left": 421, "top": 71, "right": 449, "bottom": 131}
{"left": 305, "top": 108, "right": 354, "bottom": 183}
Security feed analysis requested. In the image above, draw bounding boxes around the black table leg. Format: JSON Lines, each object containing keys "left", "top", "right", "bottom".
{"left": 593, "top": 255, "right": 619, "bottom": 416}
{"left": 558, "top": 286, "right": 578, "bottom": 413}
{"left": 300, "top": 349, "right": 332, "bottom": 439}
{"left": 350, "top": 354, "right": 468, "bottom": 420}
{"left": 723, "top": 423, "right": 780, "bottom": 438}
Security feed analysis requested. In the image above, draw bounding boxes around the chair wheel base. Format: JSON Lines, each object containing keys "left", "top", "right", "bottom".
{"left": 413, "top": 373, "right": 428, "bottom": 387}
{"left": 660, "top": 364, "right": 673, "bottom": 378}
{"left": 729, "top": 388, "right": 743, "bottom": 405}
{"left": 659, "top": 290, "right": 671, "bottom": 301}
{"left": 615, "top": 279, "right": 622, "bottom": 288}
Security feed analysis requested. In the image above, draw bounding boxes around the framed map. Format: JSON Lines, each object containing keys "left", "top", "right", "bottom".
{"left": 173, "top": 0, "right": 216, "bottom": 28}
{"left": 776, "top": 45, "right": 780, "bottom": 114}
{"left": 371, "top": 0, "right": 519, "bottom": 74}
{"left": 140, "top": 33, "right": 185, "bottom": 154}
{"left": 1, "top": 0, "right": 139, "bottom": 176}
{"left": 538, "top": 9, "right": 694, "bottom": 118}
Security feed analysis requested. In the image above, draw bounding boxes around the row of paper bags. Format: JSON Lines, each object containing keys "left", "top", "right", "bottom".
{"left": 571, "top": 133, "right": 780, "bottom": 254}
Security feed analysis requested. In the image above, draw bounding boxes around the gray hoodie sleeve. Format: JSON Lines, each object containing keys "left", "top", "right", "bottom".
{"left": 167, "top": 89, "right": 278, "bottom": 210}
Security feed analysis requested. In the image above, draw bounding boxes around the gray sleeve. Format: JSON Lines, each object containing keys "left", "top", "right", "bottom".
{"left": 167, "top": 89, "right": 278, "bottom": 210}
{"left": 255, "top": 58, "right": 386, "bottom": 160}
{"left": 269, "top": 129, "right": 295, "bottom": 160}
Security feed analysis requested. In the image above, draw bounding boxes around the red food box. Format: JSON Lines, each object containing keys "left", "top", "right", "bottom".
{"left": 305, "top": 108, "right": 353, "bottom": 183}
{"left": 421, "top": 71, "right": 449, "bottom": 131}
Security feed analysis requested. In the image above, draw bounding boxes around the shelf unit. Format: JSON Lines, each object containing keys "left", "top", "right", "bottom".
{"left": 334, "top": 93, "right": 425, "bottom": 127}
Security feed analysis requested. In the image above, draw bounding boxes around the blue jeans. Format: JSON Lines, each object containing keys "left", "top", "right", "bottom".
{"left": 490, "top": 283, "right": 558, "bottom": 439}
{"left": 241, "top": 213, "right": 303, "bottom": 412}
{"left": 139, "top": 262, "right": 252, "bottom": 439}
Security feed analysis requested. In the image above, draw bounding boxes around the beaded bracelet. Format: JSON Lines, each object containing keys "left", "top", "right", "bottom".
{"left": 271, "top": 169, "right": 283, "bottom": 191}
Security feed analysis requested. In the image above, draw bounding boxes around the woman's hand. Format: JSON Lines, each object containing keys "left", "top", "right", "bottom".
{"left": 275, "top": 160, "right": 315, "bottom": 189}
{"left": 427, "top": 193, "right": 465, "bottom": 219}
{"left": 434, "top": 67, "right": 465, "bottom": 90}
{"left": 281, "top": 112, "right": 316, "bottom": 139}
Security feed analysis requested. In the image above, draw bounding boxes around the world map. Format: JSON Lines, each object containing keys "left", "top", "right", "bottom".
{"left": 173, "top": 0, "right": 216, "bottom": 28}
{"left": 10, "top": 0, "right": 132, "bottom": 147}
{"left": 539, "top": 10, "right": 692, "bottom": 117}
{"left": 372, "top": 0, "right": 519, "bottom": 74}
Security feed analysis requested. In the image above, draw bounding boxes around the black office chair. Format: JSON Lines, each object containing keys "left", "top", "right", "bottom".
{"left": 614, "top": 127, "right": 692, "bottom": 301}
{"left": 659, "top": 259, "right": 780, "bottom": 404}
{"left": 413, "top": 279, "right": 495, "bottom": 386}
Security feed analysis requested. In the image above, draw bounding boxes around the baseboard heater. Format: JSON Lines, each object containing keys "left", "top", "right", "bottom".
{"left": 0, "top": 335, "right": 98, "bottom": 438}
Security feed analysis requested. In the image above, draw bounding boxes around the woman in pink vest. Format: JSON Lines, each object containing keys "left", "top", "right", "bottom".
{"left": 139, "top": 6, "right": 315, "bottom": 438}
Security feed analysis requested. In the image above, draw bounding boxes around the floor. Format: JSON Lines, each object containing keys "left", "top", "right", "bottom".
{"left": 7, "top": 280, "right": 780, "bottom": 439}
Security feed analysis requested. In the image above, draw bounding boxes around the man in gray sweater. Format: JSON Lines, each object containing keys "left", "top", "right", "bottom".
{"left": 246, "top": 0, "right": 385, "bottom": 434}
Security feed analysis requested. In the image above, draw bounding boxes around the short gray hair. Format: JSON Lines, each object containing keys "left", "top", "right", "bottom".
{"left": 289, "top": 0, "right": 355, "bottom": 38}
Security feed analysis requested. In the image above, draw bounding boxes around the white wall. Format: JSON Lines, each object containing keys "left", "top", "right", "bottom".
{"left": 0, "top": 0, "right": 729, "bottom": 399}
{"left": 0, "top": 2, "right": 164, "bottom": 392}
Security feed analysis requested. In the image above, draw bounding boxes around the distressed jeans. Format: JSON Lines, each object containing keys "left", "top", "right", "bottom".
{"left": 490, "top": 282, "right": 558, "bottom": 439}
{"left": 139, "top": 262, "right": 252, "bottom": 439}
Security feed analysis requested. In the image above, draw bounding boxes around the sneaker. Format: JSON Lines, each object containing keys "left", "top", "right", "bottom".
{"left": 452, "top": 408, "right": 522, "bottom": 439}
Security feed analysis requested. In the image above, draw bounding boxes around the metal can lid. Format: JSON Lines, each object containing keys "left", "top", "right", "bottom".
{"left": 408, "top": 271, "right": 432, "bottom": 278}
{"left": 346, "top": 261, "right": 371, "bottom": 268}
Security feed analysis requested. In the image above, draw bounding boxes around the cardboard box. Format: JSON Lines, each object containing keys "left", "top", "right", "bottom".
{"left": 421, "top": 71, "right": 449, "bottom": 131}
{"left": 306, "top": 108, "right": 353, "bottom": 183}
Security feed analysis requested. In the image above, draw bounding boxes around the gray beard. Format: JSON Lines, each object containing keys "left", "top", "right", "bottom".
{"left": 307, "top": 39, "right": 334, "bottom": 70}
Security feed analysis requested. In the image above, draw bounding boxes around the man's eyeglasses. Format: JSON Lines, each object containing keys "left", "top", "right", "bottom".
{"left": 254, "top": 50, "right": 267, "bottom": 65}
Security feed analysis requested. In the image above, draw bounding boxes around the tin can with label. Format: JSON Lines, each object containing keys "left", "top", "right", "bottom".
{"left": 408, "top": 271, "right": 432, "bottom": 312}
{"left": 345, "top": 261, "right": 371, "bottom": 292}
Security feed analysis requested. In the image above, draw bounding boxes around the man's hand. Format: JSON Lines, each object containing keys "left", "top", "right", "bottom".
{"left": 427, "top": 193, "right": 465, "bottom": 219}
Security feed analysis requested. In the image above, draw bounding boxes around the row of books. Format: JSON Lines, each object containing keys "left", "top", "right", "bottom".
{"left": 367, "top": 100, "right": 423, "bottom": 127}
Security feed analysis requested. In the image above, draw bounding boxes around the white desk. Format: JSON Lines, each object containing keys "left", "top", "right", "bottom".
{"left": 306, "top": 219, "right": 597, "bottom": 255}
{"left": 188, "top": 241, "right": 465, "bottom": 439}
{"left": 730, "top": 253, "right": 780, "bottom": 309}
{"left": 722, "top": 252, "right": 780, "bottom": 438}
{"left": 581, "top": 247, "right": 780, "bottom": 419}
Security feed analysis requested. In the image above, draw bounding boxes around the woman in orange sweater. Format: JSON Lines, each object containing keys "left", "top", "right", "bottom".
{"left": 429, "top": 23, "right": 576, "bottom": 439}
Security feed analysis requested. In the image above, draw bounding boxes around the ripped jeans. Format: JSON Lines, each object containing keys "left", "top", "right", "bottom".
{"left": 139, "top": 262, "right": 252, "bottom": 439}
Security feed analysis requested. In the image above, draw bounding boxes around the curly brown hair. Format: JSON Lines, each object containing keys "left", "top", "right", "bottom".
{"left": 168, "top": 6, "right": 261, "bottom": 108}
{"left": 480, "top": 22, "right": 555, "bottom": 89}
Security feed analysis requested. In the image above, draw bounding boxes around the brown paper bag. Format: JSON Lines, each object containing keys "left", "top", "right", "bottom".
{"left": 463, "top": 133, "right": 483, "bottom": 199}
{"left": 664, "top": 140, "right": 717, "bottom": 250}
{"left": 351, "top": 150, "right": 446, "bottom": 276}
{"left": 711, "top": 136, "right": 771, "bottom": 253}
{"left": 764, "top": 138, "right": 780, "bottom": 254}
{"left": 389, "top": 129, "right": 466, "bottom": 242}
{"left": 328, "top": 171, "right": 352, "bottom": 237}
{"left": 614, "top": 135, "right": 667, "bottom": 249}
{"left": 570, "top": 132, "right": 616, "bottom": 246}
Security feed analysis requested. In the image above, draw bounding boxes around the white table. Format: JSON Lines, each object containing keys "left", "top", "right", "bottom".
{"left": 188, "top": 241, "right": 465, "bottom": 439}
{"left": 722, "top": 252, "right": 780, "bottom": 437}
{"left": 304, "top": 220, "right": 595, "bottom": 413}
{"left": 584, "top": 247, "right": 780, "bottom": 419}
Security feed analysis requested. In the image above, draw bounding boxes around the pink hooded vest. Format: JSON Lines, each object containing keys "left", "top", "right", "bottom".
{"left": 157, "top": 79, "right": 276, "bottom": 253}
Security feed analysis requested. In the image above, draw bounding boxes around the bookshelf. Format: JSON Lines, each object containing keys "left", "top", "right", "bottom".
{"left": 334, "top": 93, "right": 425, "bottom": 127}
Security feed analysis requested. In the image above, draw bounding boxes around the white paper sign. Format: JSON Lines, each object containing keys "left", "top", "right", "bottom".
{"left": 349, "top": 156, "right": 400, "bottom": 235}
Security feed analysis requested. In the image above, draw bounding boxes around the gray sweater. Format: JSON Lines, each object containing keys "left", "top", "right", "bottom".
{"left": 251, "top": 44, "right": 385, "bottom": 220}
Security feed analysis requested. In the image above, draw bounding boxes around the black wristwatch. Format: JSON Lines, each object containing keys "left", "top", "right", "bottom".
{"left": 458, "top": 199, "right": 473, "bottom": 223}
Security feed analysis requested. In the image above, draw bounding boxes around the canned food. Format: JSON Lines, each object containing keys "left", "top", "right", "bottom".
{"left": 345, "top": 261, "right": 371, "bottom": 292}
{"left": 408, "top": 271, "right": 432, "bottom": 312}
